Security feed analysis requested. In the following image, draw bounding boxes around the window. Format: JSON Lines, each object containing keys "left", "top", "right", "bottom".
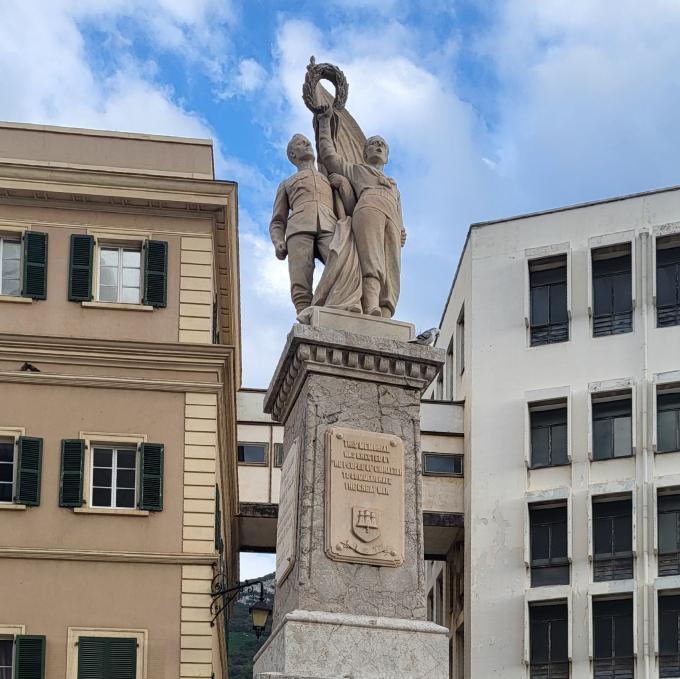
{"left": 98, "top": 246, "right": 141, "bottom": 304}
{"left": 446, "top": 338, "right": 454, "bottom": 399}
{"left": 592, "top": 393, "right": 633, "bottom": 460}
{"left": 0, "top": 237, "right": 21, "bottom": 296}
{"left": 530, "top": 256, "right": 569, "bottom": 346}
{"left": 274, "top": 443, "right": 284, "bottom": 467}
{"left": 0, "top": 439, "right": 15, "bottom": 503}
{"left": 658, "top": 493, "right": 680, "bottom": 576}
{"left": 457, "top": 308, "right": 465, "bottom": 374}
{"left": 529, "top": 601, "right": 569, "bottom": 679}
{"left": 237, "top": 443, "right": 267, "bottom": 465}
{"left": 657, "top": 238, "right": 680, "bottom": 328}
{"left": 658, "top": 391, "right": 680, "bottom": 454}
{"left": 0, "top": 637, "right": 12, "bottom": 679}
{"left": 592, "top": 245, "right": 633, "bottom": 337}
{"left": 530, "top": 504, "right": 569, "bottom": 587}
{"left": 435, "top": 370, "right": 444, "bottom": 400}
{"left": 530, "top": 402, "right": 568, "bottom": 469}
{"left": 436, "top": 573, "right": 444, "bottom": 625}
{"left": 659, "top": 594, "right": 680, "bottom": 678}
{"left": 68, "top": 629, "right": 144, "bottom": 679}
{"left": 423, "top": 453, "right": 463, "bottom": 476}
{"left": 90, "top": 446, "right": 137, "bottom": 509}
{"left": 592, "top": 498, "right": 633, "bottom": 581}
{"left": 592, "top": 598, "right": 634, "bottom": 679}
{"left": 0, "top": 632, "right": 45, "bottom": 679}
{"left": 427, "top": 591, "right": 433, "bottom": 621}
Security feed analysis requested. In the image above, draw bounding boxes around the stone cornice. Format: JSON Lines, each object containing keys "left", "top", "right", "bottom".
{"left": 264, "top": 324, "right": 445, "bottom": 423}
{"left": 0, "top": 546, "right": 216, "bottom": 565}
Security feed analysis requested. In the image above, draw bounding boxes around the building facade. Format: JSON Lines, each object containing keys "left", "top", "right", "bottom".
{"left": 434, "top": 186, "right": 680, "bottom": 678}
{"left": 0, "top": 122, "right": 240, "bottom": 678}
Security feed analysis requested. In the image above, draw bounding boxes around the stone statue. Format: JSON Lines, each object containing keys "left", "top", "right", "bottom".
{"left": 270, "top": 58, "right": 406, "bottom": 320}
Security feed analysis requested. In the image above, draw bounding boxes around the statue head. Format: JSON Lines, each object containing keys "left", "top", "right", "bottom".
{"left": 287, "top": 134, "right": 315, "bottom": 167}
{"left": 363, "top": 135, "right": 389, "bottom": 166}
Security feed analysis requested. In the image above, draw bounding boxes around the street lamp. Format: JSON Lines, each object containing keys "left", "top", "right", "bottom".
{"left": 249, "top": 582, "right": 273, "bottom": 638}
{"left": 210, "top": 574, "right": 272, "bottom": 636}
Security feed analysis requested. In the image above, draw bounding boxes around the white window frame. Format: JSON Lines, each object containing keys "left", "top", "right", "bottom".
{"left": 89, "top": 445, "right": 139, "bottom": 510}
{"left": 587, "top": 590, "right": 638, "bottom": 661}
{"left": 77, "top": 432, "right": 148, "bottom": 516}
{"left": 0, "top": 428, "right": 25, "bottom": 509}
{"left": 524, "top": 487, "right": 573, "bottom": 572}
{"left": 588, "top": 378, "right": 637, "bottom": 460}
{"left": 0, "top": 624, "right": 26, "bottom": 678}
{"left": 523, "top": 593, "right": 573, "bottom": 666}
{"left": 652, "top": 222, "right": 680, "bottom": 311}
{"left": 654, "top": 372, "right": 680, "bottom": 453}
{"left": 0, "top": 235, "right": 22, "bottom": 298}
{"left": 524, "top": 385, "right": 572, "bottom": 468}
{"left": 66, "top": 627, "right": 146, "bottom": 679}
{"left": 96, "top": 244, "right": 142, "bottom": 305}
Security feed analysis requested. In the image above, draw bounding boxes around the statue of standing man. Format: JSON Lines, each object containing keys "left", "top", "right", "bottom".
{"left": 317, "top": 106, "right": 406, "bottom": 318}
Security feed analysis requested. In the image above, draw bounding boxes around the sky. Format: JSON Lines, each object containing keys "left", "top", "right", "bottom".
{"left": 3, "top": 0, "right": 680, "bottom": 577}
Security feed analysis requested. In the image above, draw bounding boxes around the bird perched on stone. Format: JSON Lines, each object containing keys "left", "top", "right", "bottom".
{"left": 409, "top": 328, "right": 440, "bottom": 346}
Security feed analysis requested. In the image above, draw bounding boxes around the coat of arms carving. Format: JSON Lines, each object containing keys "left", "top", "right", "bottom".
{"left": 352, "top": 507, "right": 380, "bottom": 543}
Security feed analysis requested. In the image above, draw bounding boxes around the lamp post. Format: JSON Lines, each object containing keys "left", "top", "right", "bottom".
{"left": 249, "top": 582, "right": 273, "bottom": 638}
{"left": 210, "top": 574, "right": 272, "bottom": 636}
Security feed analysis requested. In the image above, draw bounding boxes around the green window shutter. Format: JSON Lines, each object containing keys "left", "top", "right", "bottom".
{"left": 14, "top": 635, "right": 46, "bottom": 679}
{"left": 138, "top": 443, "right": 164, "bottom": 511}
{"left": 68, "top": 234, "right": 94, "bottom": 302}
{"left": 215, "top": 485, "right": 223, "bottom": 552}
{"left": 77, "top": 637, "right": 137, "bottom": 679}
{"left": 143, "top": 240, "right": 168, "bottom": 308}
{"left": 22, "top": 232, "right": 48, "bottom": 300}
{"left": 15, "top": 437, "right": 43, "bottom": 506}
{"left": 60, "top": 439, "right": 84, "bottom": 508}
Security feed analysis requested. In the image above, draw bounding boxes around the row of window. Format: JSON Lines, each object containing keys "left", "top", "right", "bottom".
{"left": 0, "top": 437, "right": 163, "bottom": 511}
{"left": 0, "top": 232, "right": 167, "bottom": 306}
{"left": 530, "top": 594, "right": 680, "bottom": 678}
{"left": 530, "top": 387, "right": 680, "bottom": 469}
{"left": 529, "top": 236, "right": 680, "bottom": 346}
{"left": 237, "top": 442, "right": 284, "bottom": 467}
{"left": 529, "top": 492, "right": 680, "bottom": 588}
{"left": 0, "top": 630, "right": 142, "bottom": 679}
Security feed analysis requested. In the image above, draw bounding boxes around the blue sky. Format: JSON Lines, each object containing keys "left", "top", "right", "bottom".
{"left": 4, "top": 0, "right": 680, "bottom": 577}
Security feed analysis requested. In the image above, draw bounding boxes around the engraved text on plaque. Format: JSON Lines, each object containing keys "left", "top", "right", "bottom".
{"left": 325, "top": 426, "right": 405, "bottom": 567}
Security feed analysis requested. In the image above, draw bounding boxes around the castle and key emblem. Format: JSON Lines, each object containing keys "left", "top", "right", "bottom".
{"left": 352, "top": 507, "right": 380, "bottom": 543}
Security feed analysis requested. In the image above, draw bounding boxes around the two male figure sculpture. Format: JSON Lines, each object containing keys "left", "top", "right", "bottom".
{"left": 269, "top": 61, "right": 407, "bottom": 320}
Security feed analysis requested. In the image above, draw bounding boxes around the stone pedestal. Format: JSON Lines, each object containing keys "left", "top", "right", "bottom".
{"left": 254, "top": 313, "right": 448, "bottom": 679}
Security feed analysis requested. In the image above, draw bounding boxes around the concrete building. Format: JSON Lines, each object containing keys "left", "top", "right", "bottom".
{"left": 0, "top": 122, "right": 240, "bottom": 678}
{"left": 432, "top": 185, "right": 680, "bottom": 678}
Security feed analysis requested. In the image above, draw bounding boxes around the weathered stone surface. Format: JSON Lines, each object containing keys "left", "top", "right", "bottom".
{"left": 253, "top": 610, "right": 449, "bottom": 679}
{"left": 276, "top": 437, "right": 301, "bottom": 585}
{"left": 303, "top": 307, "right": 415, "bottom": 341}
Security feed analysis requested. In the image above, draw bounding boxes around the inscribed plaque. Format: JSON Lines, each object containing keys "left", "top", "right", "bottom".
{"left": 325, "top": 426, "right": 405, "bottom": 567}
{"left": 276, "top": 438, "right": 300, "bottom": 585}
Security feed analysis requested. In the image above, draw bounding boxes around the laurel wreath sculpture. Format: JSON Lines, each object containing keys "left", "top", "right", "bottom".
{"left": 302, "top": 56, "right": 349, "bottom": 114}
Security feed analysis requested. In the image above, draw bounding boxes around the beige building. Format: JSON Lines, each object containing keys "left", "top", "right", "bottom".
{"left": 0, "top": 122, "right": 240, "bottom": 678}
{"left": 432, "top": 185, "right": 680, "bottom": 678}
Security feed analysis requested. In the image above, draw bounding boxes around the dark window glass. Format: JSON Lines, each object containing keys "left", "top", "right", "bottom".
{"left": 0, "top": 637, "right": 12, "bottom": 679}
{"left": 592, "top": 598, "right": 634, "bottom": 679}
{"left": 592, "top": 252, "right": 633, "bottom": 337}
{"left": 658, "top": 392, "right": 680, "bottom": 454}
{"left": 530, "top": 258, "right": 569, "bottom": 346}
{"left": 592, "top": 397, "right": 633, "bottom": 460}
{"left": 530, "top": 406, "right": 569, "bottom": 468}
{"left": 237, "top": 443, "right": 267, "bottom": 465}
{"left": 658, "top": 494, "right": 680, "bottom": 576}
{"left": 274, "top": 443, "right": 284, "bottom": 467}
{"left": 530, "top": 505, "right": 569, "bottom": 587}
{"left": 0, "top": 441, "right": 14, "bottom": 503}
{"left": 657, "top": 244, "right": 680, "bottom": 328}
{"left": 659, "top": 594, "right": 680, "bottom": 677}
{"left": 592, "top": 498, "right": 633, "bottom": 581}
{"left": 423, "top": 453, "right": 463, "bottom": 476}
{"left": 530, "top": 602, "right": 569, "bottom": 679}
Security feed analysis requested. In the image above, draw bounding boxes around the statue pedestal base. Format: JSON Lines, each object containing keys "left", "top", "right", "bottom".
{"left": 253, "top": 610, "right": 449, "bottom": 679}
{"left": 257, "top": 314, "right": 447, "bottom": 679}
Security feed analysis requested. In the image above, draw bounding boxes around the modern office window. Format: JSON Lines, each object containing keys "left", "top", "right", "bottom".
{"left": 592, "top": 393, "right": 633, "bottom": 460}
{"left": 446, "top": 338, "right": 454, "bottom": 398}
{"left": 658, "top": 493, "right": 680, "bottom": 576}
{"left": 592, "top": 597, "right": 634, "bottom": 679}
{"left": 457, "top": 308, "right": 465, "bottom": 374}
{"left": 592, "top": 497, "right": 633, "bottom": 581}
{"left": 98, "top": 246, "right": 142, "bottom": 304}
{"left": 658, "top": 391, "right": 680, "bottom": 454}
{"left": 0, "top": 439, "right": 15, "bottom": 503}
{"left": 530, "top": 402, "right": 568, "bottom": 468}
{"left": 0, "top": 237, "right": 21, "bottom": 296}
{"left": 592, "top": 245, "right": 633, "bottom": 337}
{"left": 423, "top": 453, "right": 463, "bottom": 476}
{"left": 529, "top": 255, "right": 569, "bottom": 347}
{"left": 530, "top": 504, "right": 569, "bottom": 587}
{"left": 90, "top": 446, "right": 137, "bottom": 509}
{"left": 659, "top": 594, "right": 680, "bottom": 677}
{"left": 273, "top": 443, "right": 284, "bottom": 467}
{"left": 237, "top": 443, "right": 268, "bottom": 465}
{"left": 657, "top": 238, "right": 680, "bottom": 328}
{"left": 529, "top": 601, "right": 569, "bottom": 679}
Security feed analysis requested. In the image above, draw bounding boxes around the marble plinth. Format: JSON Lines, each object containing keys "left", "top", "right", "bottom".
{"left": 253, "top": 610, "right": 449, "bottom": 679}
